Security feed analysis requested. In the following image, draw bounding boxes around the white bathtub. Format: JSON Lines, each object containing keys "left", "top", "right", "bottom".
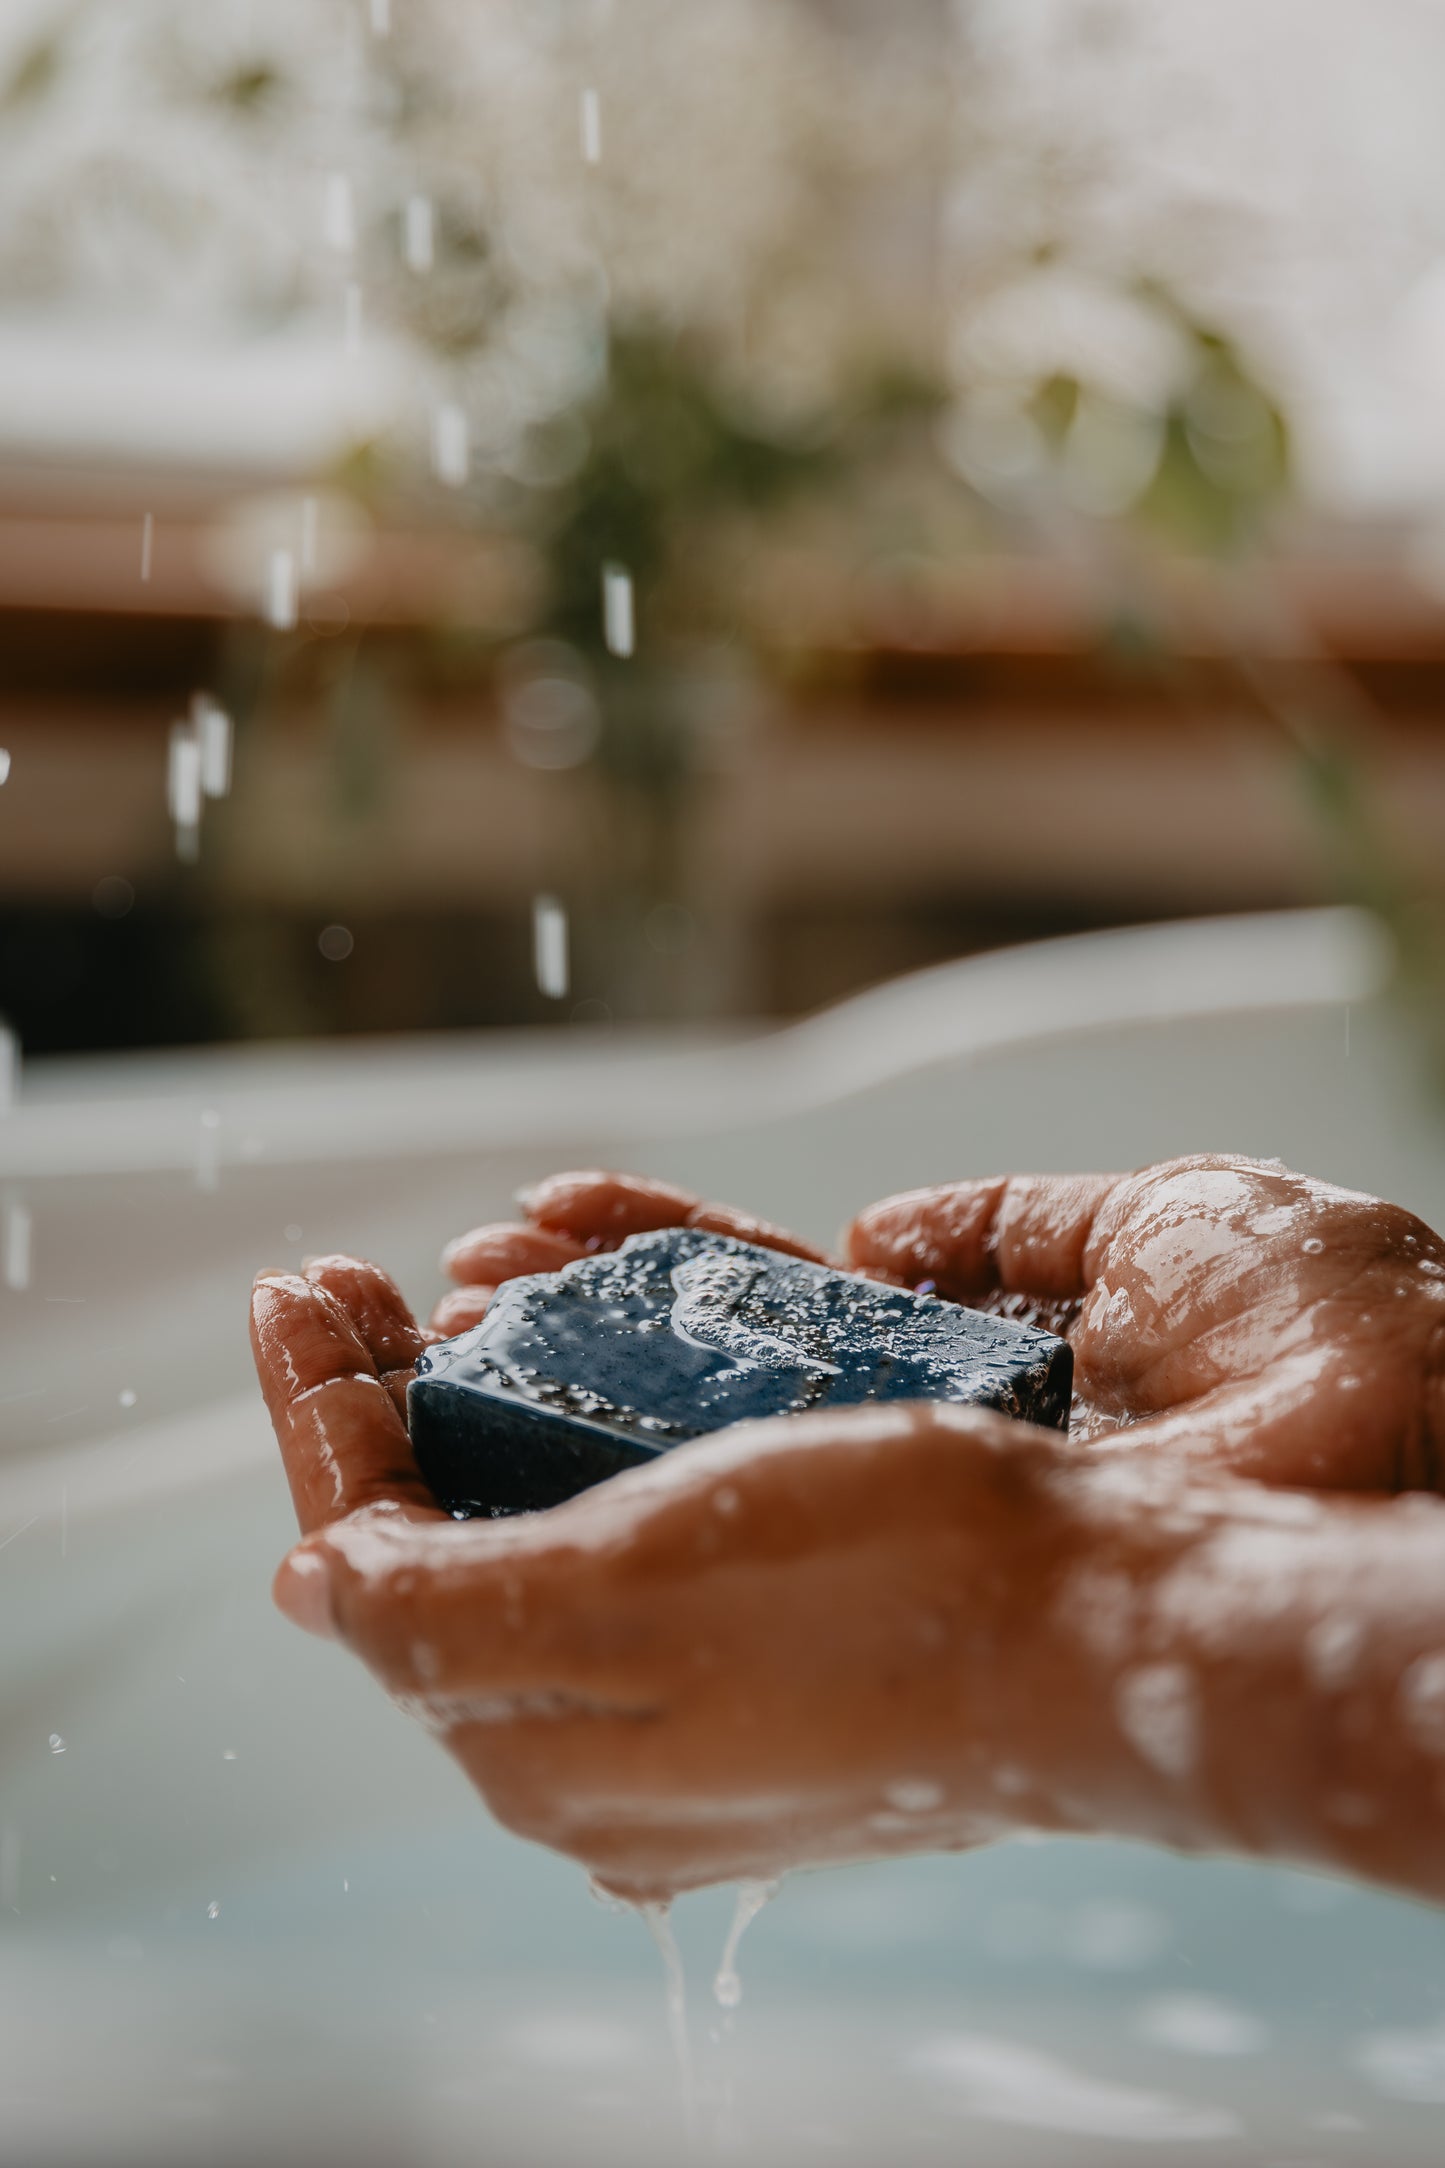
{"left": 2, "top": 908, "right": 1444, "bottom": 2165}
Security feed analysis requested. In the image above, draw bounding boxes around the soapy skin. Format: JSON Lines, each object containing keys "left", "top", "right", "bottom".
{"left": 250, "top": 1156, "right": 1445, "bottom": 1903}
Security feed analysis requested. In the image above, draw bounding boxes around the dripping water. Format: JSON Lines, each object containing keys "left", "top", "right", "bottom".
{"left": 640, "top": 1899, "right": 698, "bottom": 2150}
{"left": 712, "top": 1879, "right": 776, "bottom": 2010}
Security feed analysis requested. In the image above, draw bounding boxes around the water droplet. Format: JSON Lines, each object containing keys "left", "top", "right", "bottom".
{"left": 318, "top": 924, "right": 354, "bottom": 963}
{"left": 48, "top": 1734, "right": 65, "bottom": 1754}
{"left": 712, "top": 1879, "right": 776, "bottom": 2011}
{"left": 533, "top": 895, "right": 570, "bottom": 999}
{"left": 1421, "top": 1260, "right": 1445, "bottom": 1279}
{"left": 579, "top": 86, "right": 602, "bottom": 163}
{"left": 221, "top": 1749, "right": 237, "bottom": 1762}
{"left": 265, "top": 547, "right": 298, "bottom": 631}
{"left": 602, "top": 563, "right": 635, "bottom": 657}
{"left": 1302, "top": 1237, "right": 1325, "bottom": 1256}
{"left": 322, "top": 172, "right": 355, "bottom": 253}
{"left": 118, "top": 1388, "right": 137, "bottom": 1409}
{"left": 207, "top": 1900, "right": 220, "bottom": 1920}
{"left": 4, "top": 1199, "right": 33, "bottom": 1290}
{"left": 403, "top": 194, "right": 434, "bottom": 272}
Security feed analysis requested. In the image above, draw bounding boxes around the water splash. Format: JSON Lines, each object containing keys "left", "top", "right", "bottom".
{"left": 712, "top": 1878, "right": 776, "bottom": 2010}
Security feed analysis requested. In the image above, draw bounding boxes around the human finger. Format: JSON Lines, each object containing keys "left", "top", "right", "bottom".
{"left": 303, "top": 1253, "right": 427, "bottom": 1417}
{"left": 846, "top": 1173, "right": 1122, "bottom": 1302}
{"left": 251, "top": 1271, "right": 441, "bottom": 1537}
{"left": 522, "top": 1169, "right": 827, "bottom": 1262}
{"left": 430, "top": 1284, "right": 496, "bottom": 1335}
{"left": 441, "top": 1223, "right": 587, "bottom": 1288}
{"left": 303, "top": 1254, "right": 426, "bottom": 1372}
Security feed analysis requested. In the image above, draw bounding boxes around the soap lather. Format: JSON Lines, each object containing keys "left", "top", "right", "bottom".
{"left": 409, "top": 1227, "right": 1073, "bottom": 1517}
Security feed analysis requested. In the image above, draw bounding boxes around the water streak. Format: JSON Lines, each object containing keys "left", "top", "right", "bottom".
{"left": 641, "top": 1900, "right": 697, "bottom": 2149}
{"left": 712, "top": 1878, "right": 776, "bottom": 2010}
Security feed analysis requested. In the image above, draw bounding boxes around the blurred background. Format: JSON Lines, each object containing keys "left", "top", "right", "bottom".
{"left": 3, "top": 0, "right": 1445, "bottom": 1066}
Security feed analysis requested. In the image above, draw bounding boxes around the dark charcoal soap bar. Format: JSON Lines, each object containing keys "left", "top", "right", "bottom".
{"left": 409, "top": 1228, "right": 1072, "bottom": 1516}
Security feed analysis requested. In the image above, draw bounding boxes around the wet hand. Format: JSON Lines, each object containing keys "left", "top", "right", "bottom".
{"left": 846, "top": 1154, "right": 1445, "bottom": 1492}
{"left": 251, "top": 1158, "right": 1445, "bottom": 1901}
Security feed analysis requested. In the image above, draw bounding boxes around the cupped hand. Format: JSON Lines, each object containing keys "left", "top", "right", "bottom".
{"left": 251, "top": 1156, "right": 1445, "bottom": 1899}
{"left": 845, "top": 1154, "right": 1445, "bottom": 1491}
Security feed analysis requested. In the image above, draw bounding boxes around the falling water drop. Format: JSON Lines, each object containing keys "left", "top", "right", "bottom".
{"left": 207, "top": 1900, "right": 220, "bottom": 1921}
{"left": 168, "top": 719, "right": 203, "bottom": 860}
{"left": 712, "top": 1878, "right": 777, "bottom": 2009}
{"left": 266, "top": 549, "right": 298, "bottom": 632}
{"left": 602, "top": 563, "right": 635, "bottom": 657}
{"left": 404, "top": 194, "right": 434, "bottom": 272}
{"left": 533, "top": 895, "right": 570, "bottom": 999}
{"left": 0, "top": 749, "right": 10, "bottom": 785}
{"left": 48, "top": 1734, "right": 65, "bottom": 1755}
{"left": 194, "top": 695, "right": 232, "bottom": 799}
{"left": 580, "top": 87, "right": 602, "bottom": 163}
{"left": 4, "top": 1198, "right": 33, "bottom": 1290}
{"left": 300, "top": 495, "right": 320, "bottom": 580}
{"left": 323, "top": 172, "right": 356, "bottom": 253}
{"left": 140, "top": 512, "right": 154, "bottom": 582}
{"left": 432, "top": 402, "right": 470, "bottom": 486}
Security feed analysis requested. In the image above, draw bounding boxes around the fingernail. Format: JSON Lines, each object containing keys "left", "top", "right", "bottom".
{"left": 272, "top": 1548, "right": 337, "bottom": 1639}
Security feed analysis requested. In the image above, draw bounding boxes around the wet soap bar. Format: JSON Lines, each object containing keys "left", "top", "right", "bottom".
{"left": 409, "top": 1228, "right": 1072, "bottom": 1517}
